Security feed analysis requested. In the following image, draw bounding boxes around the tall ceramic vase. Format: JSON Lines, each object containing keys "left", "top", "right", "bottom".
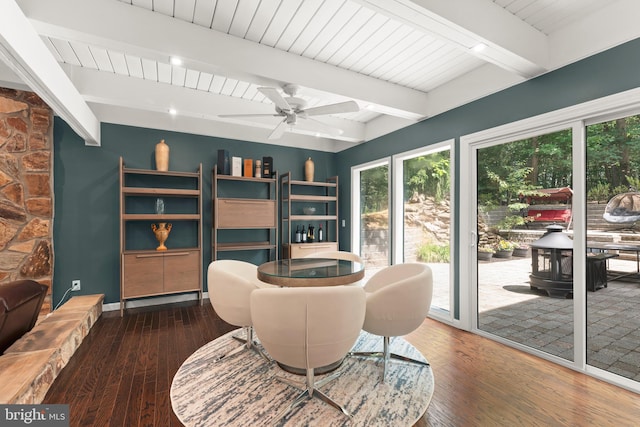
{"left": 151, "top": 223, "right": 172, "bottom": 251}
{"left": 155, "top": 139, "right": 170, "bottom": 171}
{"left": 304, "top": 157, "right": 314, "bottom": 182}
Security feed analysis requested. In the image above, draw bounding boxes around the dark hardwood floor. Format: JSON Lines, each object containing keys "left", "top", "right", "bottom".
{"left": 44, "top": 301, "right": 640, "bottom": 426}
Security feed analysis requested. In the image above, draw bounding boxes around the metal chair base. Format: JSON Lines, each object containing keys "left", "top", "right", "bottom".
{"left": 217, "top": 326, "right": 270, "bottom": 362}
{"left": 272, "top": 367, "right": 352, "bottom": 424}
{"left": 350, "top": 336, "right": 429, "bottom": 381}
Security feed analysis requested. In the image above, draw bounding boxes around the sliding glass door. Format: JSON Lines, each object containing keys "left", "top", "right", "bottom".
{"left": 460, "top": 89, "right": 640, "bottom": 393}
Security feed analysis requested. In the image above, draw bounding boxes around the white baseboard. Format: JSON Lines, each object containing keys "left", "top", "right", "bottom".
{"left": 102, "top": 292, "right": 210, "bottom": 312}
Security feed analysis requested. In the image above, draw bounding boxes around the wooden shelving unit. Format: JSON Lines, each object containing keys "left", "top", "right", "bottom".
{"left": 212, "top": 170, "right": 278, "bottom": 261}
{"left": 280, "top": 172, "right": 339, "bottom": 259}
{"left": 119, "top": 157, "right": 203, "bottom": 316}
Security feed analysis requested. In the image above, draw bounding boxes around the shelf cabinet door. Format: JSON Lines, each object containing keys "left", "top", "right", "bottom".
{"left": 164, "top": 250, "right": 200, "bottom": 292}
{"left": 123, "top": 253, "right": 164, "bottom": 298}
{"left": 287, "top": 242, "right": 338, "bottom": 258}
{"left": 217, "top": 199, "right": 276, "bottom": 228}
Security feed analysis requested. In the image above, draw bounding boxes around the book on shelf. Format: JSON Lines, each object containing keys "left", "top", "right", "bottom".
{"left": 232, "top": 157, "right": 242, "bottom": 176}
{"left": 216, "top": 149, "right": 229, "bottom": 175}
{"left": 262, "top": 156, "right": 273, "bottom": 178}
{"left": 243, "top": 159, "right": 253, "bottom": 177}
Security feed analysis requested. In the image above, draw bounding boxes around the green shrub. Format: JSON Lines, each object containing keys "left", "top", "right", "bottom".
{"left": 626, "top": 175, "right": 640, "bottom": 191}
{"left": 612, "top": 184, "right": 629, "bottom": 196}
{"left": 587, "top": 182, "right": 610, "bottom": 201}
{"left": 416, "top": 243, "right": 450, "bottom": 263}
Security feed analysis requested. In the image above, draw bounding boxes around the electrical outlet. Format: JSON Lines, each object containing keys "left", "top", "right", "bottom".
{"left": 71, "top": 280, "right": 81, "bottom": 291}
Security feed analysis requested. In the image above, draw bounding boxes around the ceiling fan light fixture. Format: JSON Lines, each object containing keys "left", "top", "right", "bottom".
{"left": 230, "top": 85, "right": 357, "bottom": 140}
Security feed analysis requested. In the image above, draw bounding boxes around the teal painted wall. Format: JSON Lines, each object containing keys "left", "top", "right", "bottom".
{"left": 336, "top": 37, "right": 640, "bottom": 318}
{"left": 53, "top": 122, "right": 336, "bottom": 305}
{"left": 52, "top": 37, "right": 640, "bottom": 310}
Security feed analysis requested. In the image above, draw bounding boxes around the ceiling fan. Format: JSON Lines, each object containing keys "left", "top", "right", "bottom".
{"left": 219, "top": 84, "right": 359, "bottom": 140}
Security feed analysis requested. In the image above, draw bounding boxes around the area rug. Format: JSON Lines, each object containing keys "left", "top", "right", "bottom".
{"left": 171, "top": 330, "right": 434, "bottom": 426}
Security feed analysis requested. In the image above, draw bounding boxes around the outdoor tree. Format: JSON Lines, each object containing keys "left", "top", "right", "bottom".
{"left": 360, "top": 165, "right": 388, "bottom": 214}
{"left": 404, "top": 153, "right": 450, "bottom": 202}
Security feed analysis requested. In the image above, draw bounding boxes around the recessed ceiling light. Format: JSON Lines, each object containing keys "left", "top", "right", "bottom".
{"left": 168, "top": 108, "right": 177, "bottom": 115}
{"left": 170, "top": 57, "right": 182, "bottom": 66}
{"left": 472, "top": 43, "right": 487, "bottom": 53}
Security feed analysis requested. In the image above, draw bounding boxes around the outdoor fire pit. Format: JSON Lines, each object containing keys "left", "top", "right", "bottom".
{"left": 529, "top": 225, "right": 574, "bottom": 298}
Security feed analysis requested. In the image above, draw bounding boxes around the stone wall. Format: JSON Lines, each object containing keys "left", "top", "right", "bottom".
{"left": 0, "top": 88, "right": 53, "bottom": 314}
{"left": 361, "top": 195, "right": 451, "bottom": 267}
{"left": 361, "top": 229, "right": 389, "bottom": 268}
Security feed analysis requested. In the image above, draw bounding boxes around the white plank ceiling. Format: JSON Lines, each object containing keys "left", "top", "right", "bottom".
{"left": 1, "top": 0, "right": 639, "bottom": 151}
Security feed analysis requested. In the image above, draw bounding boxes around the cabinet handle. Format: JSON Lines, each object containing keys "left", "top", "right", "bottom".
{"left": 222, "top": 199, "right": 268, "bottom": 204}
{"left": 136, "top": 252, "right": 190, "bottom": 258}
{"left": 297, "top": 245, "right": 333, "bottom": 250}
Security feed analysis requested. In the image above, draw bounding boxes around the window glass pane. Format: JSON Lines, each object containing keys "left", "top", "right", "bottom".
{"left": 477, "top": 129, "right": 574, "bottom": 361}
{"left": 360, "top": 164, "right": 389, "bottom": 278}
{"left": 586, "top": 113, "right": 640, "bottom": 380}
{"left": 403, "top": 150, "right": 451, "bottom": 312}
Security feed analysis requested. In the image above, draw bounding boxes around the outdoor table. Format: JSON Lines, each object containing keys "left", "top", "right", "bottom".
{"left": 586, "top": 241, "right": 640, "bottom": 281}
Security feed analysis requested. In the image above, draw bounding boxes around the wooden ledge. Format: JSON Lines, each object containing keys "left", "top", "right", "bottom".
{"left": 0, "top": 294, "right": 104, "bottom": 404}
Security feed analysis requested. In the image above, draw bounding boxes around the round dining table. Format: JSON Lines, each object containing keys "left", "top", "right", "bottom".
{"left": 257, "top": 257, "right": 365, "bottom": 287}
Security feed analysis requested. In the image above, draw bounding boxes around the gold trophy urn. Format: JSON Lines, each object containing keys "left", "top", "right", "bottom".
{"left": 152, "top": 198, "right": 171, "bottom": 251}
{"left": 151, "top": 222, "right": 172, "bottom": 251}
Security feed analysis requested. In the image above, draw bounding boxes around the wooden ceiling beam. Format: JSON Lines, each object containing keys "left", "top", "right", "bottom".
{"left": 0, "top": 0, "right": 100, "bottom": 145}
{"left": 18, "top": 0, "right": 428, "bottom": 120}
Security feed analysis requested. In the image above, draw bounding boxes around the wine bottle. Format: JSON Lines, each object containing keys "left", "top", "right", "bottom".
{"left": 308, "top": 225, "right": 315, "bottom": 243}
{"left": 301, "top": 225, "right": 307, "bottom": 242}
{"left": 318, "top": 223, "right": 323, "bottom": 242}
{"left": 294, "top": 225, "right": 301, "bottom": 243}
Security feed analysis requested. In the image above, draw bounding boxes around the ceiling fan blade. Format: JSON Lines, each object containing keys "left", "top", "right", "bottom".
{"left": 305, "top": 118, "right": 343, "bottom": 136}
{"left": 302, "top": 100, "right": 359, "bottom": 117}
{"left": 268, "top": 118, "right": 288, "bottom": 140}
{"left": 258, "top": 87, "right": 292, "bottom": 111}
{"left": 218, "top": 113, "right": 280, "bottom": 118}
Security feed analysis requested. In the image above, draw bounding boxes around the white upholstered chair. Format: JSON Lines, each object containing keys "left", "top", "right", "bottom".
{"left": 250, "top": 286, "right": 366, "bottom": 422}
{"left": 351, "top": 263, "right": 433, "bottom": 380}
{"left": 207, "top": 260, "right": 270, "bottom": 361}
{"left": 303, "top": 250, "right": 365, "bottom": 286}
